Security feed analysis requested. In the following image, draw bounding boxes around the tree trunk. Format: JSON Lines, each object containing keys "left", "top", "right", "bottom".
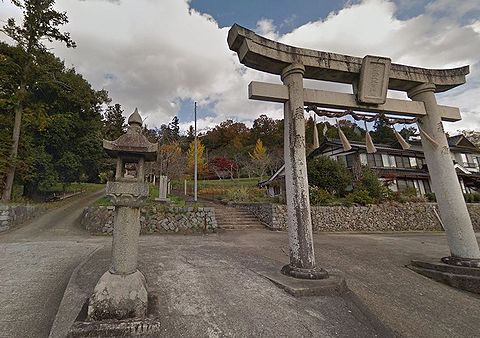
{"left": 2, "top": 55, "right": 30, "bottom": 202}
{"left": 1, "top": 98, "right": 23, "bottom": 202}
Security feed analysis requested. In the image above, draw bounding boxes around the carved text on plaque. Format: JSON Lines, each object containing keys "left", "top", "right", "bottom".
{"left": 357, "top": 55, "right": 391, "bottom": 105}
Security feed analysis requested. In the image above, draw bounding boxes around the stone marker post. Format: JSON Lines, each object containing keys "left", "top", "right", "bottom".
{"left": 155, "top": 175, "right": 169, "bottom": 202}
{"left": 88, "top": 108, "right": 158, "bottom": 320}
{"left": 408, "top": 84, "right": 480, "bottom": 265}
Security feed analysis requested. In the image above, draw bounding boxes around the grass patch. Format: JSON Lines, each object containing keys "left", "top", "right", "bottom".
{"left": 182, "top": 177, "right": 275, "bottom": 203}
{"left": 10, "top": 183, "right": 105, "bottom": 206}
{"left": 94, "top": 184, "right": 187, "bottom": 208}
{"left": 94, "top": 196, "right": 111, "bottom": 207}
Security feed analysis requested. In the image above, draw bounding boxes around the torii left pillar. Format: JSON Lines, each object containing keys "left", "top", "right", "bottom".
{"left": 280, "top": 63, "right": 328, "bottom": 279}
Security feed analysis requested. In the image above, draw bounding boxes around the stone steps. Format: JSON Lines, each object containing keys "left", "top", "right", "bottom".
{"left": 407, "top": 260, "right": 480, "bottom": 294}
{"left": 214, "top": 207, "right": 265, "bottom": 230}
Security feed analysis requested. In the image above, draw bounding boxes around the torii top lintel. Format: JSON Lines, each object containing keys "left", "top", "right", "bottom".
{"left": 227, "top": 24, "right": 469, "bottom": 93}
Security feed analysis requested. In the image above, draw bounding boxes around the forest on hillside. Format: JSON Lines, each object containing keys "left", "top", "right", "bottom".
{"left": 3, "top": 33, "right": 478, "bottom": 202}
{"left": 1, "top": 1, "right": 478, "bottom": 202}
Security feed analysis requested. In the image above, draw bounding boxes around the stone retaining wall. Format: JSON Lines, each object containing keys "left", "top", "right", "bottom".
{"left": 232, "top": 203, "right": 480, "bottom": 232}
{"left": 82, "top": 206, "right": 217, "bottom": 235}
{"left": 0, "top": 204, "right": 43, "bottom": 232}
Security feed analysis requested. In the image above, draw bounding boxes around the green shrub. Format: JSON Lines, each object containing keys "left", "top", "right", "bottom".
{"left": 390, "top": 187, "right": 426, "bottom": 203}
{"left": 307, "top": 156, "right": 352, "bottom": 196}
{"left": 463, "top": 193, "right": 480, "bottom": 203}
{"left": 357, "top": 167, "right": 385, "bottom": 201}
{"left": 402, "top": 187, "right": 418, "bottom": 198}
{"left": 425, "top": 192, "right": 436, "bottom": 202}
{"left": 346, "top": 189, "right": 374, "bottom": 206}
{"left": 309, "top": 187, "right": 335, "bottom": 205}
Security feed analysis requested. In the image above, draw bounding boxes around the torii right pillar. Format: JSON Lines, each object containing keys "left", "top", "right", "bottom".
{"left": 227, "top": 24, "right": 480, "bottom": 281}
{"left": 409, "top": 83, "right": 480, "bottom": 265}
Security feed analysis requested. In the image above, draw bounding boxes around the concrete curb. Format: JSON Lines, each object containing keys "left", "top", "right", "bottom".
{"left": 48, "top": 245, "right": 104, "bottom": 338}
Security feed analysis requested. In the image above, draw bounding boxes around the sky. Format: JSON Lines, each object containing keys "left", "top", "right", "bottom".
{"left": 1, "top": 0, "right": 480, "bottom": 134}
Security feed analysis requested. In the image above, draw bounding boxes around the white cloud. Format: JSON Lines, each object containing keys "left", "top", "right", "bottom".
{"left": 278, "top": 0, "right": 480, "bottom": 132}
{"left": 1, "top": 0, "right": 480, "bottom": 134}
{"left": 255, "top": 18, "right": 279, "bottom": 41}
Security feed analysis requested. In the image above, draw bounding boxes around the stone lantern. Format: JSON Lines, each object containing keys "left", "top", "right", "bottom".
{"left": 88, "top": 108, "right": 157, "bottom": 320}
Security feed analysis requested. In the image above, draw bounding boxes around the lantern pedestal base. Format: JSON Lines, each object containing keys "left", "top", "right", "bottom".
{"left": 87, "top": 270, "right": 148, "bottom": 321}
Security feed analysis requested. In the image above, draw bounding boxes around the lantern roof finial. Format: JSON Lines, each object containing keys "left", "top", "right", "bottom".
{"left": 128, "top": 108, "right": 143, "bottom": 126}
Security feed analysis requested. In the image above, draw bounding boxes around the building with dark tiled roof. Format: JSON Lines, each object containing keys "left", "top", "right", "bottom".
{"left": 260, "top": 135, "right": 480, "bottom": 199}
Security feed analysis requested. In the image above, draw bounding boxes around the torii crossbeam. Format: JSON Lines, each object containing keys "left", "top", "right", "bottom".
{"left": 228, "top": 24, "right": 480, "bottom": 279}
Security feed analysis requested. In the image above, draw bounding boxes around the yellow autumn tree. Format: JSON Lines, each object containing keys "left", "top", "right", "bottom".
{"left": 156, "top": 142, "right": 185, "bottom": 179}
{"left": 249, "top": 138, "right": 270, "bottom": 179}
{"left": 186, "top": 139, "right": 206, "bottom": 178}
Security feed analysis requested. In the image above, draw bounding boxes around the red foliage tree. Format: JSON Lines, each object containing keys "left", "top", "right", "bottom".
{"left": 207, "top": 157, "right": 238, "bottom": 179}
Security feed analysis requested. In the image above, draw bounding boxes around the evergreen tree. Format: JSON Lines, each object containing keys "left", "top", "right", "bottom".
{"left": 307, "top": 155, "right": 352, "bottom": 196}
{"left": 103, "top": 104, "right": 125, "bottom": 140}
{"left": 1, "top": 0, "right": 76, "bottom": 201}
{"left": 0, "top": 42, "right": 108, "bottom": 197}
{"left": 371, "top": 117, "right": 395, "bottom": 144}
{"left": 168, "top": 116, "right": 180, "bottom": 141}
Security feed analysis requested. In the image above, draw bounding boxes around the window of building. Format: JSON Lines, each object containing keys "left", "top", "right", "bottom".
{"left": 409, "top": 157, "right": 417, "bottom": 168}
{"left": 345, "top": 154, "right": 354, "bottom": 168}
{"left": 405, "top": 179, "right": 415, "bottom": 188}
{"left": 368, "top": 154, "right": 383, "bottom": 167}
{"left": 395, "top": 156, "right": 404, "bottom": 168}
{"left": 397, "top": 179, "right": 407, "bottom": 190}
{"left": 418, "top": 180, "right": 426, "bottom": 195}
{"left": 461, "top": 153, "right": 468, "bottom": 164}
{"left": 413, "top": 180, "right": 420, "bottom": 196}
{"left": 359, "top": 153, "right": 368, "bottom": 166}
{"left": 389, "top": 179, "right": 398, "bottom": 192}
{"left": 424, "top": 180, "right": 432, "bottom": 193}
{"left": 382, "top": 154, "right": 396, "bottom": 168}
{"left": 389, "top": 155, "right": 397, "bottom": 168}
{"left": 367, "top": 154, "right": 375, "bottom": 167}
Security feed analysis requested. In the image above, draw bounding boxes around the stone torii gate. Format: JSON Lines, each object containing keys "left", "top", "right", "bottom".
{"left": 228, "top": 24, "right": 480, "bottom": 279}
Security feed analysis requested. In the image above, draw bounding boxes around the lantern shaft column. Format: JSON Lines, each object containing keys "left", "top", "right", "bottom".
{"left": 88, "top": 108, "right": 158, "bottom": 321}
{"left": 408, "top": 83, "right": 480, "bottom": 262}
{"left": 280, "top": 63, "right": 328, "bottom": 279}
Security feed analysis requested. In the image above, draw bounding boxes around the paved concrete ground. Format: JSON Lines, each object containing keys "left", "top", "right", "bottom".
{"left": 55, "top": 231, "right": 480, "bottom": 338}
{"left": 0, "top": 190, "right": 106, "bottom": 338}
{"left": 2, "top": 190, "right": 480, "bottom": 338}
{"left": 0, "top": 189, "right": 104, "bottom": 243}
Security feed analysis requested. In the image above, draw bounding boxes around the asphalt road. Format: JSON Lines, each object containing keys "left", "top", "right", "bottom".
{"left": 0, "top": 190, "right": 107, "bottom": 338}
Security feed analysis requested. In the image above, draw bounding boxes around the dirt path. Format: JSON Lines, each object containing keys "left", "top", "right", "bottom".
{"left": 0, "top": 189, "right": 108, "bottom": 338}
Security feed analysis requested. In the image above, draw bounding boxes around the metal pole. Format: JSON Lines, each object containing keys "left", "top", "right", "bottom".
{"left": 184, "top": 179, "right": 187, "bottom": 196}
{"left": 194, "top": 102, "right": 198, "bottom": 202}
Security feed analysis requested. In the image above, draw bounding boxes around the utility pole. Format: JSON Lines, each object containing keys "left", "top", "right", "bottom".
{"left": 194, "top": 102, "right": 198, "bottom": 202}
